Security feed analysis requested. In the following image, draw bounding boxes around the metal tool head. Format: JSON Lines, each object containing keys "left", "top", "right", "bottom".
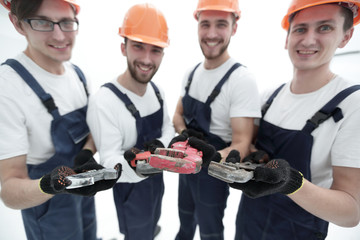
{"left": 65, "top": 168, "right": 118, "bottom": 189}
{"left": 208, "top": 161, "right": 264, "bottom": 183}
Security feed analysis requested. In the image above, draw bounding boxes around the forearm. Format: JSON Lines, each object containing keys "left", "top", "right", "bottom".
{"left": 289, "top": 179, "right": 360, "bottom": 227}
{"left": 218, "top": 117, "right": 253, "bottom": 159}
{"left": 82, "top": 133, "right": 96, "bottom": 154}
{"left": 1, "top": 177, "right": 52, "bottom": 210}
{"left": 172, "top": 97, "right": 186, "bottom": 134}
{"left": 173, "top": 112, "right": 186, "bottom": 134}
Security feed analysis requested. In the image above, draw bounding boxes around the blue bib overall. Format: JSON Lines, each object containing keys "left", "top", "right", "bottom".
{"left": 235, "top": 84, "right": 360, "bottom": 240}
{"left": 176, "top": 63, "right": 241, "bottom": 240}
{"left": 3, "top": 59, "right": 96, "bottom": 240}
{"left": 103, "top": 82, "right": 165, "bottom": 240}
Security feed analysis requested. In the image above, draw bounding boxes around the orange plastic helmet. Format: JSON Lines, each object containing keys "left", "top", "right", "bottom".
{"left": 119, "top": 3, "right": 169, "bottom": 48}
{"left": 0, "top": 0, "right": 80, "bottom": 14}
{"left": 0, "top": 0, "right": 11, "bottom": 10}
{"left": 194, "top": 0, "right": 241, "bottom": 21}
{"left": 281, "top": 0, "right": 360, "bottom": 30}
{"left": 65, "top": 0, "right": 80, "bottom": 14}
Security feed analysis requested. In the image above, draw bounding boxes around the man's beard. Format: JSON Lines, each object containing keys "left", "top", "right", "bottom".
{"left": 127, "top": 59, "right": 157, "bottom": 85}
{"left": 200, "top": 40, "right": 230, "bottom": 60}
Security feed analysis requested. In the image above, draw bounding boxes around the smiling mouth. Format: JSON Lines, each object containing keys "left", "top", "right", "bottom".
{"left": 297, "top": 50, "right": 318, "bottom": 55}
{"left": 138, "top": 64, "right": 152, "bottom": 72}
{"left": 206, "top": 41, "right": 218, "bottom": 47}
{"left": 203, "top": 38, "right": 222, "bottom": 48}
{"left": 50, "top": 44, "right": 69, "bottom": 50}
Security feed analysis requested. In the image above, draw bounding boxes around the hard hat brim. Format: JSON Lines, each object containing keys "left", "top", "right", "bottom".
{"left": 282, "top": 0, "right": 360, "bottom": 30}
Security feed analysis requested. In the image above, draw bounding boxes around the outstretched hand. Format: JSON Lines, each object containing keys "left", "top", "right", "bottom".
{"left": 229, "top": 158, "right": 304, "bottom": 198}
{"left": 39, "top": 149, "right": 121, "bottom": 196}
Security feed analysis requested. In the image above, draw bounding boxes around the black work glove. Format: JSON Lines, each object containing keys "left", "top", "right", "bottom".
{"left": 124, "top": 147, "right": 160, "bottom": 177}
{"left": 224, "top": 149, "right": 241, "bottom": 164}
{"left": 187, "top": 137, "right": 221, "bottom": 167}
{"left": 243, "top": 150, "right": 269, "bottom": 164}
{"left": 228, "top": 158, "right": 304, "bottom": 199}
{"left": 39, "top": 149, "right": 122, "bottom": 196}
{"left": 168, "top": 133, "right": 188, "bottom": 148}
{"left": 168, "top": 129, "right": 205, "bottom": 148}
{"left": 181, "top": 129, "right": 205, "bottom": 140}
{"left": 124, "top": 147, "right": 141, "bottom": 173}
{"left": 143, "top": 139, "right": 164, "bottom": 153}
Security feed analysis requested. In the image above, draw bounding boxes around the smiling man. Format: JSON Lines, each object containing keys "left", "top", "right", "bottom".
{"left": 171, "top": 0, "right": 261, "bottom": 239}
{"left": 0, "top": 0, "right": 121, "bottom": 240}
{"left": 224, "top": 0, "right": 360, "bottom": 239}
{"left": 86, "top": 3, "right": 175, "bottom": 240}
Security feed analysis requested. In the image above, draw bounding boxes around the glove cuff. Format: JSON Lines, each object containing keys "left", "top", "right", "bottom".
{"left": 282, "top": 169, "right": 304, "bottom": 195}
{"left": 39, "top": 175, "right": 56, "bottom": 195}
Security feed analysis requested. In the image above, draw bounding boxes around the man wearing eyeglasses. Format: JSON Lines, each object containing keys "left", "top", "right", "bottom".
{"left": 0, "top": 0, "right": 120, "bottom": 239}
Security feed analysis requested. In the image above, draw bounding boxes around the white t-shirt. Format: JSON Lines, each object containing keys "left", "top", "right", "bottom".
{"left": 86, "top": 79, "right": 175, "bottom": 183}
{"left": 180, "top": 58, "right": 261, "bottom": 142}
{"left": 260, "top": 77, "right": 360, "bottom": 188}
{"left": 0, "top": 53, "right": 88, "bottom": 164}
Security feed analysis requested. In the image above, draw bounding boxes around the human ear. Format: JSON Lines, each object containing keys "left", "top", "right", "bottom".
{"left": 9, "top": 13, "right": 26, "bottom": 36}
{"left": 121, "top": 42, "right": 126, "bottom": 56}
{"left": 338, "top": 27, "right": 354, "bottom": 49}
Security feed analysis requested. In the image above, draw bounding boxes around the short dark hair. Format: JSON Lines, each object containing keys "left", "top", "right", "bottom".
{"left": 10, "top": 0, "right": 77, "bottom": 20}
{"left": 10, "top": 0, "right": 43, "bottom": 20}
{"left": 339, "top": 5, "right": 354, "bottom": 31}
{"left": 288, "top": 3, "right": 354, "bottom": 32}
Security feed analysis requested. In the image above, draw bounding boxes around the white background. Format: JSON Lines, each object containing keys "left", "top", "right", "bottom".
{"left": 1, "top": 0, "right": 360, "bottom": 239}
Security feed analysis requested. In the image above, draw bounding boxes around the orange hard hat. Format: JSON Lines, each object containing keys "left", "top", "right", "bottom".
{"left": 281, "top": 0, "right": 360, "bottom": 30}
{"left": 0, "top": 0, "right": 80, "bottom": 14}
{"left": 194, "top": 0, "right": 241, "bottom": 21}
{"left": 119, "top": 3, "right": 169, "bottom": 48}
{"left": 0, "top": 0, "right": 11, "bottom": 10}
{"left": 64, "top": 0, "right": 80, "bottom": 14}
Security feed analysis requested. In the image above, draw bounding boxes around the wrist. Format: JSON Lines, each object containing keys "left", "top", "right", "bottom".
{"left": 284, "top": 169, "right": 304, "bottom": 195}
{"left": 81, "top": 149, "right": 94, "bottom": 156}
{"left": 180, "top": 128, "right": 187, "bottom": 135}
{"left": 39, "top": 176, "right": 55, "bottom": 195}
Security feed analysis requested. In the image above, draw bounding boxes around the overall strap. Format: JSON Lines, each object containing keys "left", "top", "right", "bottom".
{"left": 261, "top": 83, "right": 286, "bottom": 116}
{"left": 2, "top": 59, "right": 61, "bottom": 118}
{"left": 185, "top": 62, "right": 201, "bottom": 95}
{"left": 303, "top": 85, "right": 360, "bottom": 133}
{"left": 149, "top": 81, "right": 163, "bottom": 107}
{"left": 72, "top": 64, "right": 89, "bottom": 97}
{"left": 205, "top": 62, "right": 241, "bottom": 105}
{"left": 102, "top": 82, "right": 140, "bottom": 119}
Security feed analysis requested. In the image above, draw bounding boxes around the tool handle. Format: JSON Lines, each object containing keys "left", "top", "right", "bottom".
{"left": 131, "top": 151, "right": 152, "bottom": 167}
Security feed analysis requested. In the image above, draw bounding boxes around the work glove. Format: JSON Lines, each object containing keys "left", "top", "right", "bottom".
{"left": 243, "top": 149, "right": 269, "bottom": 164}
{"left": 168, "top": 128, "right": 205, "bottom": 147}
{"left": 227, "top": 150, "right": 304, "bottom": 198}
{"left": 143, "top": 139, "right": 164, "bottom": 153}
{"left": 124, "top": 147, "right": 160, "bottom": 177}
{"left": 124, "top": 147, "right": 141, "bottom": 173}
{"left": 39, "top": 149, "right": 122, "bottom": 196}
{"left": 187, "top": 137, "right": 222, "bottom": 167}
{"left": 168, "top": 133, "right": 187, "bottom": 148}
{"left": 181, "top": 129, "right": 205, "bottom": 140}
{"left": 223, "top": 149, "right": 241, "bottom": 164}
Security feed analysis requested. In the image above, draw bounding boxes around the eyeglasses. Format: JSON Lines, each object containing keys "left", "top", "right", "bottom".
{"left": 24, "top": 18, "right": 79, "bottom": 32}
